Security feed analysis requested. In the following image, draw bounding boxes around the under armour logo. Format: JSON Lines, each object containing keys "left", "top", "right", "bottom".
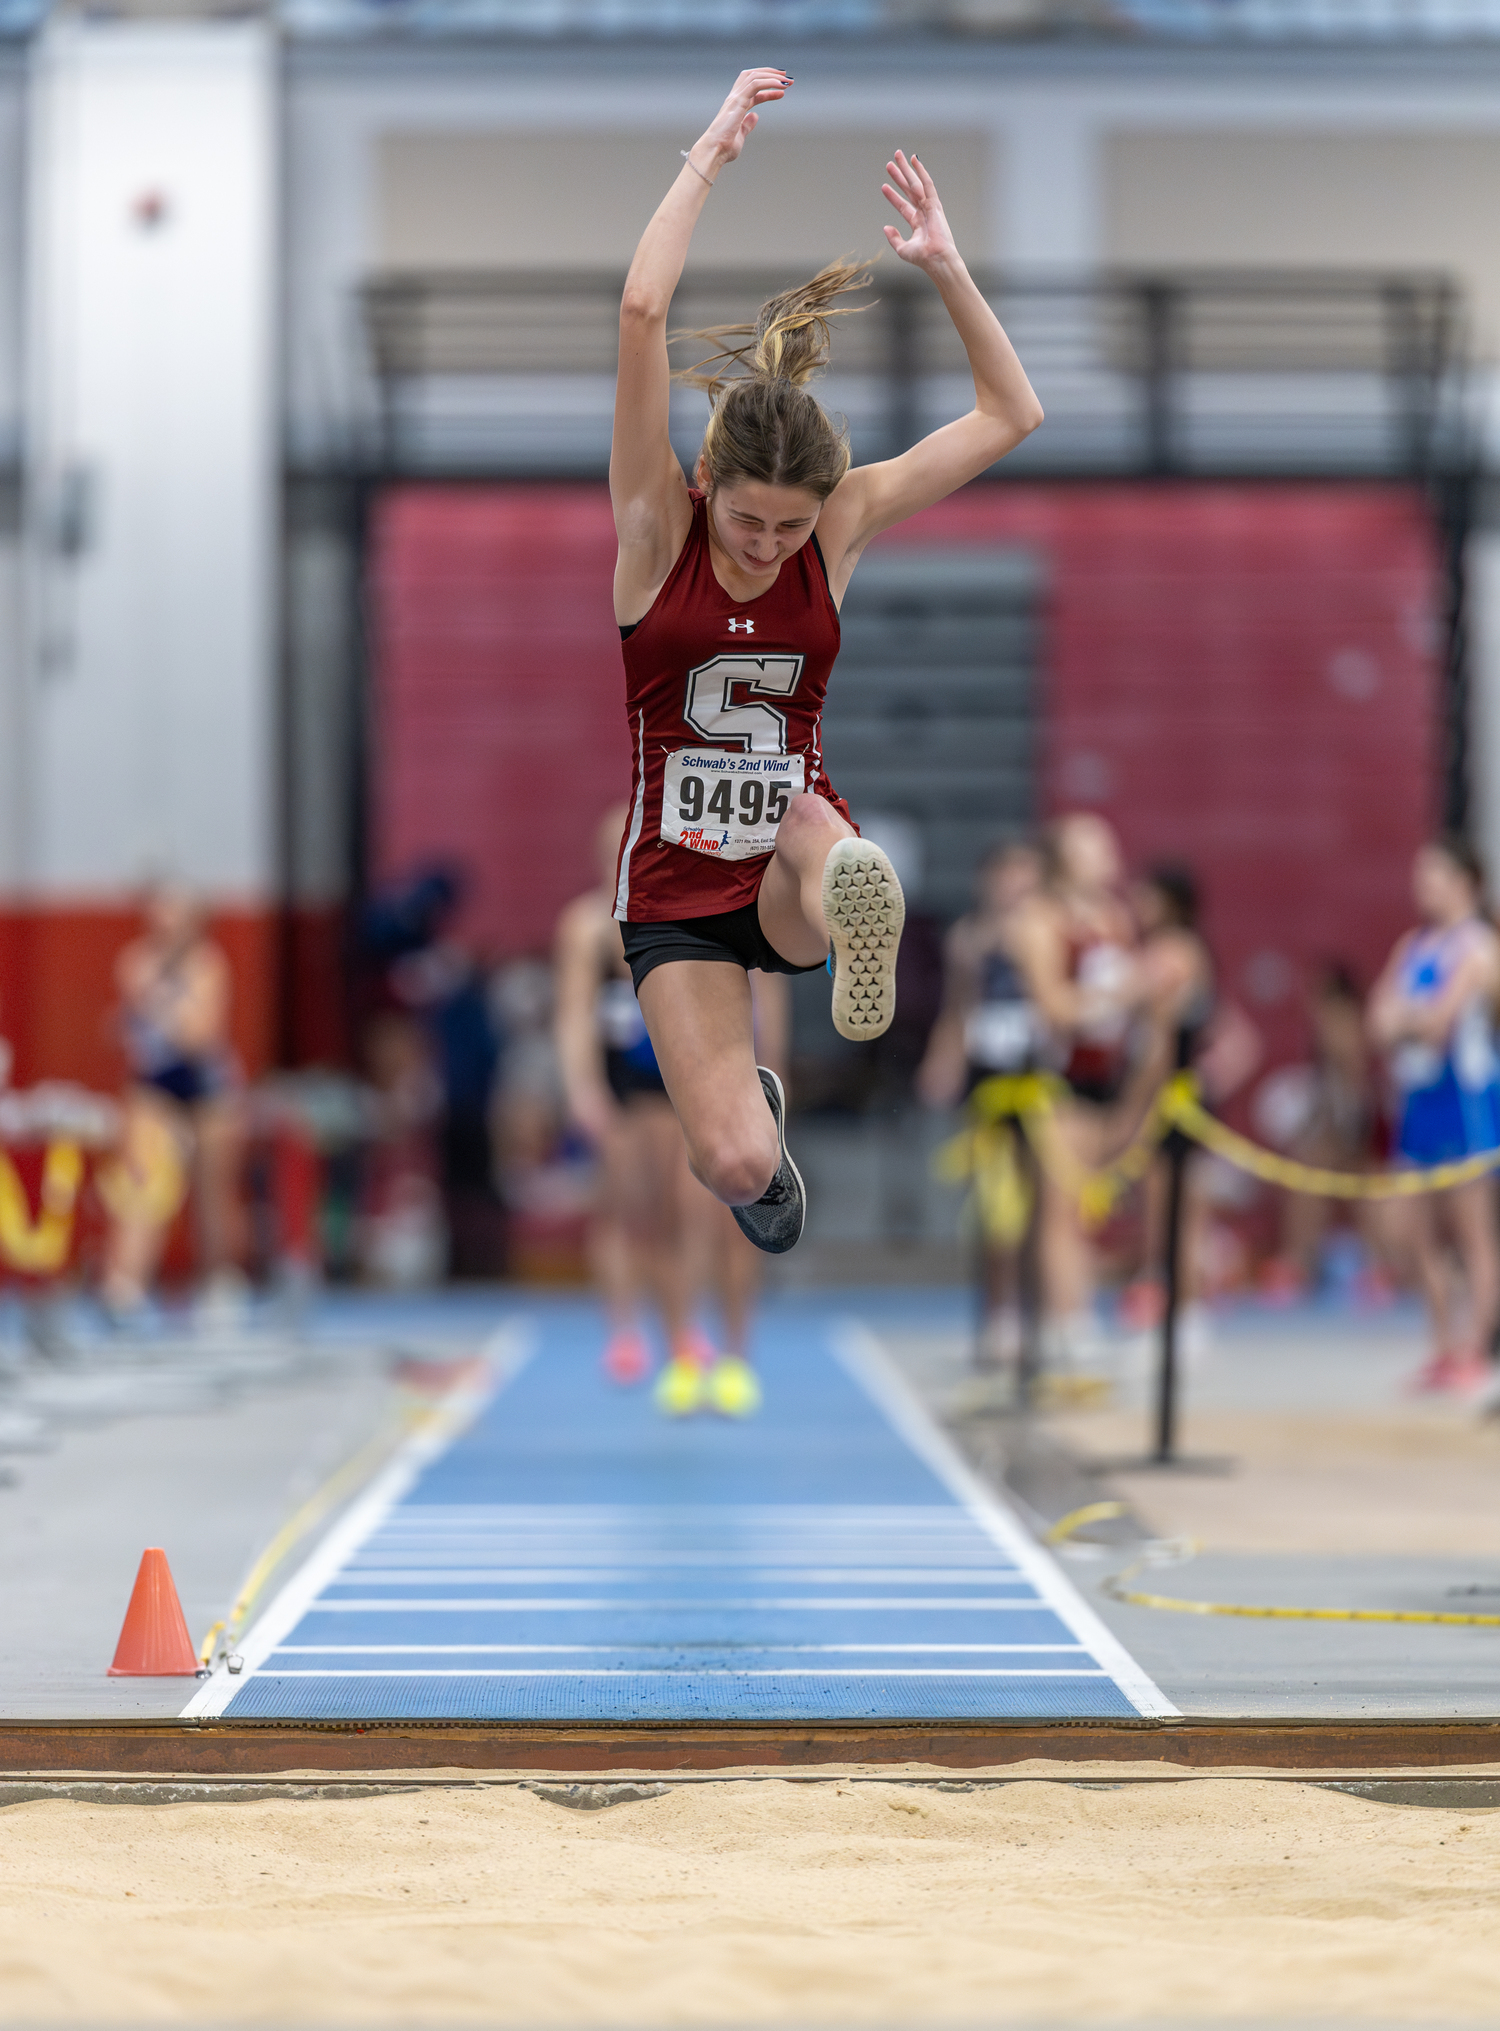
{"left": 728, "top": 618, "right": 755, "bottom": 634}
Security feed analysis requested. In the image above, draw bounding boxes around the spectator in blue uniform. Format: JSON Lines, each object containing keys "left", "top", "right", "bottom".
{"left": 1369, "top": 836, "right": 1500, "bottom": 1397}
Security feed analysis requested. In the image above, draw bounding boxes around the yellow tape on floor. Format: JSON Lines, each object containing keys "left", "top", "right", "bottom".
{"left": 1045, "top": 1503, "right": 1500, "bottom": 1631}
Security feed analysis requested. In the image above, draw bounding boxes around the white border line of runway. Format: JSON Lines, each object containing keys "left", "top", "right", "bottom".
{"left": 181, "top": 1320, "right": 535, "bottom": 1719}
{"left": 831, "top": 1321, "right": 1180, "bottom": 1720}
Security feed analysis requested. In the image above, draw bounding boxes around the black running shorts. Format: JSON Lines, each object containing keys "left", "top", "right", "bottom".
{"left": 620, "top": 902, "right": 826, "bottom": 995}
{"left": 604, "top": 1048, "right": 670, "bottom": 1103}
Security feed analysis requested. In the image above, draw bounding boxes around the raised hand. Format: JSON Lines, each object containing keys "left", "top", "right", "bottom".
{"left": 695, "top": 67, "right": 791, "bottom": 169}
{"left": 881, "top": 151, "right": 959, "bottom": 271}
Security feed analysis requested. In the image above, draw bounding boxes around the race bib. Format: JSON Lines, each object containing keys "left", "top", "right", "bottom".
{"left": 660, "top": 750, "right": 805, "bottom": 861}
{"left": 964, "top": 1001, "right": 1036, "bottom": 1073}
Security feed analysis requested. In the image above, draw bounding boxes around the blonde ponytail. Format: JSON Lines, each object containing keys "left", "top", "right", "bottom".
{"left": 672, "top": 258, "right": 874, "bottom": 501}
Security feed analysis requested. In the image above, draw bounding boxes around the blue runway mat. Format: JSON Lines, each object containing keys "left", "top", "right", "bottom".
{"left": 189, "top": 1304, "right": 1170, "bottom": 1723}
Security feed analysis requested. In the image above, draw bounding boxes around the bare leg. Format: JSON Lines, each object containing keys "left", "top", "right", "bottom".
{"left": 1360, "top": 1197, "right": 1405, "bottom": 1289}
{"left": 1041, "top": 1100, "right": 1106, "bottom": 1327}
{"left": 1280, "top": 1185, "right": 1331, "bottom": 1287}
{"left": 1446, "top": 1176, "right": 1500, "bottom": 1353}
{"left": 755, "top": 791, "right": 856, "bottom": 964}
{"left": 193, "top": 1095, "right": 248, "bottom": 1276}
{"left": 100, "top": 1089, "right": 188, "bottom": 1311}
{"left": 686, "top": 1181, "right": 760, "bottom": 1354}
{"left": 637, "top": 962, "right": 778, "bottom": 1208}
{"left": 592, "top": 1115, "right": 644, "bottom": 1339}
{"left": 1037, "top": 1172, "right": 1091, "bottom": 1322}
{"left": 613, "top": 1099, "right": 693, "bottom": 1348}
{"left": 589, "top": 1209, "right": 638, "bottom": 1339}
{"left": 1402, "top": 1194, "right": 1455, "bottom": 1352}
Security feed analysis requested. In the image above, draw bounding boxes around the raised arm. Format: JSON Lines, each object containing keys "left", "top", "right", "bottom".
{"left": 611, "top": 68, "right": 790, "bottom": 624}
{"left": 818, "top": 151, "right": 1043, "bottom": 598}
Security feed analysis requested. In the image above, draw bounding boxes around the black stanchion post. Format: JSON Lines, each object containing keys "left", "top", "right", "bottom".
{"left": 1153, "top": 1129, "right": 1190, "bottom": 1465}
{"left": 1017, "top": 1129, "right": 1042, "bottom": 1410}
{"left": 1091, "top": 1094, "right": 1234, "bottom": 1478}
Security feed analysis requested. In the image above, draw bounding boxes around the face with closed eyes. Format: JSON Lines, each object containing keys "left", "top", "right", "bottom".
{"left": 697, "top": 468, "right": 824, "bottom": 581}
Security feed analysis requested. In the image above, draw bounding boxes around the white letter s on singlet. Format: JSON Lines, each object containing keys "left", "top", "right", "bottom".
{"left": 683, "top": 654, "right": 805, "bottom": 754}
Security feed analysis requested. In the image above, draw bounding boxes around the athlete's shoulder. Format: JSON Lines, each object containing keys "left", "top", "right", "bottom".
{"left": 625, "top": 491, "right": 714, "bottom": 633}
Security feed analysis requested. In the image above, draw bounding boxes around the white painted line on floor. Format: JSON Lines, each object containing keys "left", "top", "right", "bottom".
{"left": 336, "top": 1568, "right": 1027, "bottom": 1584}
{"left": 832, "top": 1322, "right": 1180, "bottom": 1720}
{"left": 298, "top": 1597, "right": 1066, "bottom": 1613}
{"left": 269, "top": 1642, "right": 1089, "bottom": 1655}
{"left": 182, "top": 1320, "right": 535, "bottom": 1718}
{"left": 243, "top": 1667, "right": 1115, "bottom": 1679}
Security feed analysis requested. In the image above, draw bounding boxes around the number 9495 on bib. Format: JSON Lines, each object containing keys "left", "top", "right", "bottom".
{"left": 660, "top": 750, "right": 806, "bottom": 862}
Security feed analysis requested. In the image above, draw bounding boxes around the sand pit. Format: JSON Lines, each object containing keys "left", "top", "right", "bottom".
{"left": 4, "top": 1777, "right": 1500, "bottom": 2022}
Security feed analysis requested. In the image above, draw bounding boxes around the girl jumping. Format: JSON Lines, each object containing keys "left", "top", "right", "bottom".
{"left": 611, "top": 68, "right": 1043, "bottom": 1253}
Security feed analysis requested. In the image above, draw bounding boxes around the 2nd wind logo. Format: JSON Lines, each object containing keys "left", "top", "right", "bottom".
{"left": 680, "top": 827, "right": 730, "bottom": 853}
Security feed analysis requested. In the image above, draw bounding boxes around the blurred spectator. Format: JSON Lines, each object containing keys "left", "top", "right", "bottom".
{"left": 358, "top": 865, "right": 504, "bottom": 1280}
{"left": 1369, "top": 836, "right": 1500, "bottom": 1396}
{"left": 1117, "top": 862, "right": 1263, "bottom": 1348}
{"left": 491, "top": 959, "right": 568, "bottom": 1187}
{"left": 359, "top": 1007, "right": 446, "bottom": 1287}
{"left": 917, "top": 837, "right": 1046, "bottom": 1366}
{"left": 390, "top": 941, "right": 504, "bottom": 1278}
{"left": 1254, "top": 962, "right": 1389, "bottom": 1304}
{"left": 1009, "top": 813, "right": 1148, "bottom": 1370}
{"left": 554, "top": 807, "right": 697, "bottom": 1383}
{"left": 104, "top": 883, "right": 247, "bottom": 1322}
{"left": 359, "top": 865, "right": 463, "bottom": 972}
{"left": 917, "top": 839, "right": 1046, "bottom": 1109}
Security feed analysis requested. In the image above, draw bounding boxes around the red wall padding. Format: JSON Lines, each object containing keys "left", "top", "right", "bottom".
{"left": 870, "top": 482, "right": 1440, "bottom": 1069}
{"left": 369, "top": 484, "right": 630, "bottom": 959}
{"left": 370, "top": 479, "right": 1440, "bottom": 1069}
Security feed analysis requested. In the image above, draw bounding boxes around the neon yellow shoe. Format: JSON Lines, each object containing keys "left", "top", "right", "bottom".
{"left": 706, "top": 1355, "right": 762, "bottom": 1419}
{"left": 654, "top": 1355, "right": 707, "bottom": 1418}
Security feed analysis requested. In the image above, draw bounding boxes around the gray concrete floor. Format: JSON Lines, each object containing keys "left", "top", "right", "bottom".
{"left": 1082, "top": 1550, "right": 1500, "bottom": 1717}
{"left": 4, "top": 1284, "right": 1494, "bottom": 1725}
{"left": 0, "top": 1296, "right": 502, "bottom": 1720}
{"left": 881, "top": 1298, "right": 1500, "bottom": 1719}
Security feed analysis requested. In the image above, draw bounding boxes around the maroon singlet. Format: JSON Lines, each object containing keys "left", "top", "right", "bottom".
{"left": 613, "top": 491, "right": 854, "bottom": 924}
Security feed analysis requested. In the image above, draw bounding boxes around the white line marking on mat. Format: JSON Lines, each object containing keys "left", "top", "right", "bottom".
{"left": 182, "top": 1320, "right": 535, "bottom": 1718}
{"left": 246, "top": 1667, "right": 1114, "bottom": 1679}
{"left": 830, "top": 1322, "right": 1180, "bottom": 1720}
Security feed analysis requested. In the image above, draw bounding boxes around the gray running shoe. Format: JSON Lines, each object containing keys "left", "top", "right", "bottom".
{"left": 731, "top": 1067, "right": 806, "bottom": 1256}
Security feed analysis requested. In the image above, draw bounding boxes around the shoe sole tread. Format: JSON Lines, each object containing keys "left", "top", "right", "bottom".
{"left": 822, "top": 840, "right": 905, "bottom": 1043}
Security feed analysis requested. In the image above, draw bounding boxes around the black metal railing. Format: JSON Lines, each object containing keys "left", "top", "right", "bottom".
{"left": 359, "top": 266, "right": 1469, "bottom": 480}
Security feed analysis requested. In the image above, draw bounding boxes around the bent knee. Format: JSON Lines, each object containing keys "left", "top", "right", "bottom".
{"left": 693, "top": 1132, "right": 778, "bottom": 1209}
{"left": 777, "top": 792, "right": 850, "bottom": 854}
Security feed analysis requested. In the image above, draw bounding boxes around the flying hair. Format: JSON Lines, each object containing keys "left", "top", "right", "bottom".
{"left": 672, "top": 258, "right": 875, "bottom": 501}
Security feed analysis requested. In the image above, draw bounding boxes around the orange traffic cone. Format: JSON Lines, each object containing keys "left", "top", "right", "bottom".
{"left": 107, "top": 1548, "right": 200, "bottom": 1677}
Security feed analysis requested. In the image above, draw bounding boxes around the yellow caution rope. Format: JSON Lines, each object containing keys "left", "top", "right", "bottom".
{"left": 936, "top": 1068, "right": 1500, "bottom": 1217}
{"left": 1043, "top": 1500, "right": 1129, "bottom": 1545}
{"left": 935, "top": 1072, "right": 1186, "bottom": 1228}
{"left": 1167, "top": 1086, "right": 1500, "bottom": 1199}
{"left": 1045, "top": 1506, "right": 1500, "bottom": 1630}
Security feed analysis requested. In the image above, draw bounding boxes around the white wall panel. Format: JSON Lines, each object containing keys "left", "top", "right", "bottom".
{"left": 23, "top": 21, "right": 276, "bottom": 900}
